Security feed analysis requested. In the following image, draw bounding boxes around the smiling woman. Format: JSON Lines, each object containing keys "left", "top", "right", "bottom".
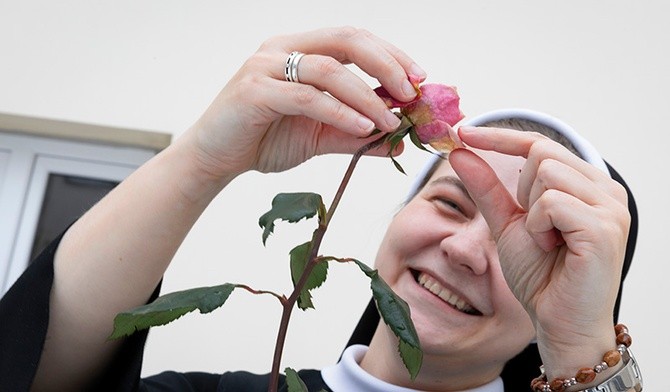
{"left": 356, "top": 145, "right": 535, "bottom": 391}
{"left": 345, "top": 109, "right": 640, "bottom": 392}
{"left": 0, "top": 27, "right": 641, "bottom": 392}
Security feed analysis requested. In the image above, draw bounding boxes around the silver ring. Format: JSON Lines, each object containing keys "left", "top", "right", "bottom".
{"left": 284, "top": 51, "right": 305, "bottom": 83}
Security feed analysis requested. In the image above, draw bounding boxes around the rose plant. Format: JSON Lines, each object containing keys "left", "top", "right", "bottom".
{"left": 109, "top": 79, "right": 463, "bottom": 392}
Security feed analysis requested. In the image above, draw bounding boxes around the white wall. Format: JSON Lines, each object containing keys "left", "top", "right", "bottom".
{"left": 1, "top": 0, "right": 666, "bottom": 388}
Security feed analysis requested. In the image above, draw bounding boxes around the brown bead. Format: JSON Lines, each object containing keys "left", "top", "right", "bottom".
{"left": 576, "top": 367, "right": 597, "bottom": 383}
{"left": 614, "top": 323, "right": 628, "bottom": 336}
{"left": 531, "top": 377, "right": 545, "bottom": 391}
{"left": 603, "top": 349, "right": 622, "bottom": 367}
{"left": 549, "top": 378, "right": 566, "bottom": 391}
{"left": 616, "top": 332, "right": 632, "bottom": 347}
{"left": 530, "top": 378, "right": 544, "bottom": 392}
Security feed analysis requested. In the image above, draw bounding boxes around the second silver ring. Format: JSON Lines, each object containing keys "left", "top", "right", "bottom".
{"left": 285, "top": 51, "right": 306, "bottom": 83}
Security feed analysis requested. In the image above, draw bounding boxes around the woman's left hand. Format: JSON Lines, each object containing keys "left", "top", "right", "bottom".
{"left": 448, "top": 126, "right": 630, "bottom": 378}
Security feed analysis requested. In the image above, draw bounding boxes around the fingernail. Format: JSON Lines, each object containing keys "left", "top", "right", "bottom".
{"left": 409, "top": 63, "right": 427, "bottom": 80}
{"left": 459, "top": 125, "right": 477, "bottom": 134}
{"left": 385, "top": 110, "right": 402, "bottom": 130}
{"left": 401, "top": 79, "right": 417, "bottom": 98}
{"left": 356, "top": 116, "right": 376, "bottom": 134}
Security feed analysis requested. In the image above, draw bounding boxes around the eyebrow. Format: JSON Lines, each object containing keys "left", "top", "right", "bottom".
{"left": 427, "top": 176, "right": 473, "bottom": 203}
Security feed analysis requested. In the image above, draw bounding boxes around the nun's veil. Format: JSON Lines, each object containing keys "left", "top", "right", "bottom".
{"left": 344, "top": 109, "right": 638, "bottom": 391}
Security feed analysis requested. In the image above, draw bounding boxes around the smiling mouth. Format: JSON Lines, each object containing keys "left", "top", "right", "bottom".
{"left": 412, "top": 270, "right": 482, "bottom": 316}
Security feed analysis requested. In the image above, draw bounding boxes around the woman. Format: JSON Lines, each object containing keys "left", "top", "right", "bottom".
{"left": 341, "top": 111, "right": 640, "bottom": 391}
{"left": 0, "top": 27, "right": 640, "bottom": 391}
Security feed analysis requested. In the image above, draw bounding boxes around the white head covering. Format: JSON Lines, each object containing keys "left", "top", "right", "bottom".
{"left": 409, "top": 108, "right": 610, "bottom": 196}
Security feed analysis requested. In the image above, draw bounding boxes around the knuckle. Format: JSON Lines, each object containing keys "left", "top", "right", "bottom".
{"left": 314, "top": 56, "right": 343, "bottom": 79}
{"left": 527, "top": 138, "right": 553, "bottom": 161}
{"left": 293, "top": 86, "right": 319, "bottom": 106}
{"left": 243, "top": 51, "right": 271, "bottom": 71}
{"left": 536, "top": 159, "right": 559, "bottom": 179}
{"left": 611, "top": 181, "right": 629, "bottom": 203}
{"left": 539, "top": 188, "right": 560, "bottom": 205}
{"left": 259, "top": 34, "right": 284, "bottom": 51}
{"left": 333, "top": 25, "right": 361, "bottom": 40}
{"left": 361, "top": 86, "right": 383, "bottom": 107}
{"left": 380, "top": 54, "right": 399, "bottom": 73}
{"left": 329, "top": 101, "right": 350, "bottom": 123}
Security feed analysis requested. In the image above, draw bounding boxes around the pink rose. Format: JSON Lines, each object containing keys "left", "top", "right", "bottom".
{"left": 374, "top": 77, "right": 465, "bottom": 152}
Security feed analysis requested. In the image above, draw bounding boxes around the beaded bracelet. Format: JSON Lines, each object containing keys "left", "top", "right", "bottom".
{"left": 530, "top": 324, "right": 633, "bottom": 392}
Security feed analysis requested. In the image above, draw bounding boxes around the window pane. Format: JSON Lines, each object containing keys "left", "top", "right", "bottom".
{"left": 30, "top": 174, "right": 118, "bottom": 261}
{"left": 0, "top": 150, "right": 9, "bottom": 193}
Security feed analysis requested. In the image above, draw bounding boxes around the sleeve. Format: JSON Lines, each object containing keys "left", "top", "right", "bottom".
{"left": 0, "top": 231, "right": 161, "bottom": 392}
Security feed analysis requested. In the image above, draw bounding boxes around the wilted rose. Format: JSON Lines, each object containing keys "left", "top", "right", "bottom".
{"left": 374, "top": 77, "right": 465, "bottom": 152}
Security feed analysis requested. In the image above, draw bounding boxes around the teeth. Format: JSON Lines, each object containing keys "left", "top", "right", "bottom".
{"left": 417, "top": 272, "right": 477, "bottom": 314}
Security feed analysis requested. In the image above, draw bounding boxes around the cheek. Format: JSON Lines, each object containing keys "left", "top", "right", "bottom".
{"left": 373, "top": 208, "right": 427, "bottom": 281}
{"left": 373, "top": 229, "right": 405, "bottom": 285}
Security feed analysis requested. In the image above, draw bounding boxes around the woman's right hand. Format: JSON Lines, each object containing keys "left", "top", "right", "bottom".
{"left": 30, "top": 27, "right": 425, "bottom": 392}
{"left": 182, "top": 27, "right": 426, "bottom": 181}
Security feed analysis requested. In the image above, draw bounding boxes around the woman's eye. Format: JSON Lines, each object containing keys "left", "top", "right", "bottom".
{"left": 437, "top": 198, "right": 462, "bottom": 213}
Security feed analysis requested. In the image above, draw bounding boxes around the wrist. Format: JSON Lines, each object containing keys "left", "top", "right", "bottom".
{"left": 536, "top": 322, "right": 615, "bottom": 379}
{"left": 531, "top": 324, "right": 640, "bottom": 392}
{"left": 171, "top": 130, "right": 241, "bottom": 203}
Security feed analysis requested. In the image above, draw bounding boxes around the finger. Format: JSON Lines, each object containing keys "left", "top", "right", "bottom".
{"left": 372, "top": 36, "right": 427, "bottom": 81}
{"left": 262, "top": 78, "right": 377, "bottom": 136}
{"left": 291, "top": 54, "right": 403, "bottom": 132}
{"left": 524, "top": 158, "right": 602, "bottom": 213}
{"left": 459, "top": 126, "right": 600, "bottom": 179}
{"left": 458, "top": 125, "right": 547, "bottom": 156}
{"left": 458, "top": 126, "right": 615, "bottom": 207}
{"left": 276, "top": 27, "right": 421, "bottom": 102}
{"left": 448, "top": 148, "right": 521, "bottom": 240}
{"left": 519, "top": 140, "right": 618, "bottom": 212}
{"left": 525, "top": 188, "right": 629, "bottom": 255}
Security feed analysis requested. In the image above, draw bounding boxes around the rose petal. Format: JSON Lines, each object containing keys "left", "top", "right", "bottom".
{"left": 428, "top": 121, "right": 464, "bottom": 152}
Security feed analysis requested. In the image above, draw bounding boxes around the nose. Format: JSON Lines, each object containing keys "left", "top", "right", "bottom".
{"left": 439, "top": 215, "right": 495, "bottom": 276}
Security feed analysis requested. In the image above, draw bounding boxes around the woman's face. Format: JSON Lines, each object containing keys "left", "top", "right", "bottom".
{"left": 374, "top": 149, "right": 535, "bottom": 375}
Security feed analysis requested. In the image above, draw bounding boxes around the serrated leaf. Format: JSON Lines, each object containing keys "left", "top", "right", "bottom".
{"left": 285, "top": 367, "right": 309, "bottom": 392}
{"left": 258, "top": 193, "right": 325, "bottom": 245}
{"left": 290, "top": 242, "right": 329, "bottom": 310}
{"left": 109, "top": 284, "right": 236, "bottom": 340}
{"left": 352, "top": 259, "right": 422, "bottom": 379}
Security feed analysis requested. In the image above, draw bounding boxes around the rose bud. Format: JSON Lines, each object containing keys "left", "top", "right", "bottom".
{"left": 402, "top": 84, "right": 465, "bottom": 152}
{"left": 374, "top": 79, "right": 465, "bottom": 152}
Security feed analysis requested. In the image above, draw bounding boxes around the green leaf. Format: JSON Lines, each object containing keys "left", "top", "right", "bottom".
{"left": 290, "top": 242, "right": 329, "bottom": 310}
{"left": 258, "top": 192, "right": 325, "bottom": 245}
{"left": 285, "top": 367, "right": 309, "bottom": 392}
{"left": 352, "top": 259, "right": 422, "bottom": 379}
{"left": 383, "top": 119, "right": 413, "bottom": 175}
{"left": 390, "top": 155, "right": 406, "bottom": 175}
{"left": 109, "top": 283, "right": 236, "bottom": 340}
{"left": 408, "top": 128, "right": 430, "bottom": 153}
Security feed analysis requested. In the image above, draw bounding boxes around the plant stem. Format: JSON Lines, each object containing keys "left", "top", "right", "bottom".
{"left": 236, "top": 284, "right": 287, "bottom": 304}
{"left": 266, "top": 135, "right": 388, "bottom": 392}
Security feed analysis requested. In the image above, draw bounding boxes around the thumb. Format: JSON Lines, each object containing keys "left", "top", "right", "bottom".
{"left": 448, "top": 148, "right": 520, "bottom": 240}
